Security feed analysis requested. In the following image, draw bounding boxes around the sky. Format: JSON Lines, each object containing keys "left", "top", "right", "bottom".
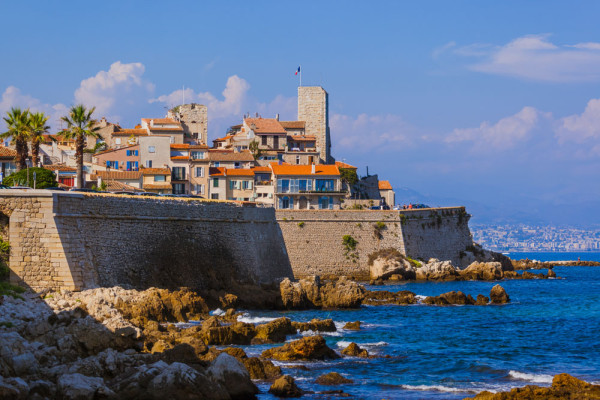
{"left": 1, "top": 1, "right": 599, "bottom": 226}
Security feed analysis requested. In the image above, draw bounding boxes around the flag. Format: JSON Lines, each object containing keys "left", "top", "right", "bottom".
{"left": 295, "top": 66, "right": 300, "bottom": 75}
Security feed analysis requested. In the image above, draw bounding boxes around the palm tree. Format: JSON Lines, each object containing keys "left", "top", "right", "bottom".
{"left": 28, "top": 112, "right": 50, "bottom": 167}
{"left": 1, "top": 108, "right": 30, "bottom": 171}
{"left": 60, "top": 105, "right": 100, "bottom": 188}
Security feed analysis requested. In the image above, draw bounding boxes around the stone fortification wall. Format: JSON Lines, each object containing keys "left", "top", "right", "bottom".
{"left": 2, "top": 191, "right": 292, "bottom": 291}
{"left": 276, "top": 207, "right": 472, "bottom": 280}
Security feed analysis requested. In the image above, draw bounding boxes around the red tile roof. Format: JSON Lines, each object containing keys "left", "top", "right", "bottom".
{"left": 143, "top": 183, "right": 173, "bottom": 190}
{"left": 335, "top": 161, "right": 357, "bottom": 170}
{"left": 0, "top": 146, "right": 17, "bottom": 158}
{"left": 43, "top": 164, "right": 76, "bottom": 172}
{"left": 141, "top": 168, "right": 170, "bottom": 175}
{"left": 148, "top": 127, "right": 184, "bottom": 132}
{"left": 225, "top": 168, "right": 254, "bottom": 177}
{"left": 378, "top": 180, "right": 393, "bottom": 190}
{"left": 96, "top": 171, "right": 142, "bottom": 180}
{"left": 209, "top": 167, "right": 226, "bottom": 176}
{"left": 105, "top": 181, "right": 140, "bottom": 192}
{"left": 112, "top": 129, "right": 148, "bottom": 136}
{"left": 142, "top": 118, "right": 181, "bottom": 125}
{"left": 279, "top": 121, "right": 306, "bottom": 129}
{"left": 245, "top": 118, "right": 286, "bottom": 134}
{"left": 288, "top": 135, "right": 316, "bottom": 142}
{"left": 209, "top": 150, "right": 255, "bottom": 162}
{"left": 170, "top": 156, "right": 189, "bottom": 160}
{"left": 170, "top": 144, "right": 190, "bottom": 149}
{"left": 270, "top": 164, "right": 340, "bottom": 176}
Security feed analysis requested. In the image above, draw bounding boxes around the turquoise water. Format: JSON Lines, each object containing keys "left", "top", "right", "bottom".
{"left": 241, "top": 252, "right": 600, "bottom": 399}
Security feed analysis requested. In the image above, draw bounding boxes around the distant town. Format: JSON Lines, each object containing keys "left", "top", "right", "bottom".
{"left": 471, "top": 224, "right": 600, "bottom": 252}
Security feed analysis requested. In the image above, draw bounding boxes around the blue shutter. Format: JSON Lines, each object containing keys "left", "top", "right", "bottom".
{"left": 106, "top": 161, "right": 110, "bottom": 167}
{"left": 134, "top": 161, "right": 139, "bottom": 171}
{"left": 126, "top": 161, "right": 131, "bottom": 171}
{"left": 114, "top": 161, "right": 118, "bottom": 169}
{"left": 135, "top": 150, "right": 139, "bottom": 156}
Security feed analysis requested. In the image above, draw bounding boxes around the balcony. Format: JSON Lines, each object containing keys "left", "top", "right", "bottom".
{"left": 256, "top": 181, "right": 272, "bottom": 186}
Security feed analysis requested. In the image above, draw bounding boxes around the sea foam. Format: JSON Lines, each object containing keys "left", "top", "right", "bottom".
{"left": 508, "top": 370, "right": 554, "bottom": 384}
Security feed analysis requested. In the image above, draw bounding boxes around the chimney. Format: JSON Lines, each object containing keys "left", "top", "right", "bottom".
{"left": 311, "top": 163, "right": 315, "bottom": 174}
{"left": 275, "top": 113, "right": 279, "bottom": 121}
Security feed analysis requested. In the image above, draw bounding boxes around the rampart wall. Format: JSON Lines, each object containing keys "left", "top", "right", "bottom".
{"left": 276, "top": 207, "right": 472, "bottom": 280}
{"left": 1, "top": 191, "right": 292, "bottom": 291}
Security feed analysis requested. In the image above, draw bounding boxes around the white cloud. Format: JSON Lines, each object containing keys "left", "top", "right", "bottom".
{"left": 74, "top": 61, "right": 154, "bottom": 120}
{"left": 446, "top": 106, "right": 546, "bottom": 150}
{"left": 151, "top": 75, "right": 250, "bottom": 120}
{"left": 432, "top": 41, "right": 456, "bottom": 59}
{"left": 0, "top": 86, "right": 68, "bottom": 132}
{"left": 330, "top": 113, "right": 415, "bottom": 151}
{"left": 458, "top": 35, "right": 600, "bottom": 82}
{"left": 556, "top": 98, "right": 600, "bottom": 144}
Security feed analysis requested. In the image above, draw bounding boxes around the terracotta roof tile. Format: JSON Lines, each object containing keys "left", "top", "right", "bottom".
{"left": 142, "top": 118, "right": 181, "bottom": 125}
{"left": 170, "top": 156, "right": 189, "bottom": 160}
{"left": 112, "top": 129, "right": 148, "bottom": 136}
{"left": 252, "top": 166, "right": 271, "bottom": 173}
{"left": 141, "top": 168, "right": 170, "bottom": 175}
{"left": 279, "top": 121, "right": 306, "bottom": 129}
{"left": 270, "top": 164, "right": 340, "bottom": 176}
{"left": 209, "top": 150, "right": 255, "bottom": 162}
{"left": 106, "top": 181, "right": 139, "bottom": 192}
{"left": 0, "top": 146, "right": 17, "bottom": 158}
{"left": 244, "top": 118, "right": 286, "bottom": 134}
{"left": 335, "top": 161, "right": 357, "bottom": 170}
{"left": 148, "top": 127, "right": 184, "bottom": 132}
{"left": 43, "top": 164, "right": 76, "bottom": 172}
{"left": 378, "top": 180, "right": 393, "bottom": 190}
{"left": 288, "top": 135, "right": 316, "bottom": 142}
{"left": 142, "top": 183, "right": 173, "bottom": 190}
{"left": 209, "top": 167, "right": 226, "bottom": 176}
{"left": 170, "top": 144, "right": 190, "bottom": 149}
{"left": 225, "top": 168, "right": 254, "bottom": 176}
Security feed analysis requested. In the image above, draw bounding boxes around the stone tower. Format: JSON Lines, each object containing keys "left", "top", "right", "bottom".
{"left": 168, "top": 104, "right": 208, "bottom": 144}
{"left": 298, "top": 86, "right": 333, "bottom": 164}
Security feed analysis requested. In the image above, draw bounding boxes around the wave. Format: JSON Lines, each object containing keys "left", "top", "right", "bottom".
{"left": 236, "top": 313, "right": 277, "bottom": 324}
{"left": 336, "top": 340, "right": 388, "bottom": 348}
{"left": 508, "top": 370, "right": 553, "bottom": 384}
{"left": 210, "top": 308, "right": 225, "bottom": 316}
{"left": 299, "top": 329, "right": 342, "bottom": 337}
{"left": 400, "top": 384, "right": 483, "bottom": 394}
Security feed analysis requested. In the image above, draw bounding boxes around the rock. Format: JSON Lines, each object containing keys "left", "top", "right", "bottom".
{"left": 201, "top": 321, "right": 256, "bottom": 345}
{"left": 262, "top": 335, "right": 340, "bottom": 361}
{"left": 461, "top": 262, "right": 503, "bottom": 281}
{"left": 269, "top": 375, "right": 302, "bottom": 398}
{"left": 254, "top": 317, "right": 297, "bottom": 343}
{"left": 343, "top": 321, "right": 361, "bottom": 330}
{"left": 280, "top": 276, "right": 366, "bottom": 309}
{"left": 416, "top": 259, "right": 459, "bottom": 281}
{"left": 490, "top": 285, "right": 510, "bottom": 304}
{"left": 218, "top": 293, "right": 238, "bottom": 309}
{"left": 423, "top": 291, "right": 475, "bottom": 306}
{"left": 207, "top": 353, "right": 258, "bottom": 399}
{"left": 369, "top": 249, "right": 416, "bottom": 280}
{"left": 363, "top": 290, "right": 417, "bottom": 305}
{"left": 243, "top": 357, "right": 282, "bottom": 380}
{"left": 465, "top": 373, "right": 600, "bottom": 399}
{"left": 315, "top": 372, "right": 353, "bottom": 385}
{"left": 292, "top": 318, "right": 336, "bottom": 333}
{"left": 547, "top": 268, "right": 556, "bottom": 278}
{"left": 475, "top": 294, "right": 489, "bottom": 305}
{"left": 58, "top": 373, "right": 115, "bottom": 399}
{"left": 341, "top": 342, "right": 369, "bottom": 358}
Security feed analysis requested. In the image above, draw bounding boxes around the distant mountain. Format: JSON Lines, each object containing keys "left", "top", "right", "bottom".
{"left": 394, "top": 186, "right": 600, "bottom": 228}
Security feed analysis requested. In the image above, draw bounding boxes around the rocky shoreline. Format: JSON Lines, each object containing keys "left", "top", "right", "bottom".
{"left": 511, "top": 258, "right": 600, "bottom": 270}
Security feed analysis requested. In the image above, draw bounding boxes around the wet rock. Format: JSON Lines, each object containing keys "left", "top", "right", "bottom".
{"left": 262, "top": 335, "right": 340, "bottom": 361}
{"left": 363, "top": 290, "right": 417, "bottom": 305}
{"left": 416, "top": 259, "right": 459, "bottom": 281}
{"left": 341, "top": 342, "right": 369, "bottom": 358}
{"left": 218, "top": 293, "right": 238, "bottom": 309}
{"left": 253, "top": 317, "right": 296, "bottom": 343}
{"left": 201, "top": 321, "right": 256, "bottom": 345}
{"left": 423, "top": 291, "right": 475, "bottom": 306}
{"left": 343, "top": 321, "right": 361, "bottom": 330}
{"left": 548, "top": 268, "right": 556, "bottom": 278}
{"left": 315, "top": 372, "right": 353, "bottom": 385}
{"left": 460, "top": 262, "right": 503, "bottom": 281}
{"left": 475, "top": 294, "right": 489, "bottom": 305}
{"left": 280, "top": 276, "right": 366, "bottom": 309}
{"left": 244, "top": 357, "right": 283, "bottom": 380}
{"left": 292, "top": 318, "right": 336, "bottom": 333}
{"left": 465, "top": 373, "right": 600, "bottom": 399}
{"left": 490, "top": 285, "right": 510, "bottom": 304}
{"left": 269, "top": 375, "right": 302, "bottom": 398}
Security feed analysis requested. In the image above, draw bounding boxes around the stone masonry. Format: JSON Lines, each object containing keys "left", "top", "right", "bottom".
{"left": 276, "top": 207, "right": 473, "bottom": 280}
{"left": 2, "top": 191, "right": 292, "bottom": 291}
{"left": 298, "top": 86, "right": 332, "bottom": 164}
{"left": 170, "top": 103, "right": 208, "bottom": 144}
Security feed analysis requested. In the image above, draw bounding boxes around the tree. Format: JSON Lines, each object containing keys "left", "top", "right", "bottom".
{"left": 3, "top": 167, "right": 57, "bottom": 188}
{"left": 60, "top": 105, "right": 100, "bottom": 188}
{"left": 249, "top": 140, "right": 262, "bottom": 160}
{"left": 1, "top": 108, "right": 30, "bottom": 171}
{"left": 28, "top": 112, "right": 50, "bottom": 167}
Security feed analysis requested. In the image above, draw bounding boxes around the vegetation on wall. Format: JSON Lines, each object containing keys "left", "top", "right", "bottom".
{"left": 367, "top": 247, "right": 422, "bottom": 268}
{"left": 373, "top": 221, "right": 386, "bottom": 239}
{"left": 3, "top": 167, "right": 57, "bottom": 188}
{"left": 342, "top": 234, "right": 359, "bottom": 262}
{"left": 297, "top": 221, "right": 305, "bottom": 228}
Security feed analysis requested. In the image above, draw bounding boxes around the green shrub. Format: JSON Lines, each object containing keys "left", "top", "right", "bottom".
{"left": 0, "top": 321, "right": 14, "bottom": 328}
{"left": 3, "top": 167, "right": 57, "bottom": 188}
{"left": 297, "top": 221, "right": 305, "bottom": 228}
{"left": 0, "top": 282, "right": 25, "bottom": 299}
{"left": 342, "top": 235, "right": 358, "bottom": 252}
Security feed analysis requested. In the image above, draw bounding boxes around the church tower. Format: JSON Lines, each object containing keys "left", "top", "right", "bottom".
{"left": 298, "top": 86, "right": 333, "bottom": 164}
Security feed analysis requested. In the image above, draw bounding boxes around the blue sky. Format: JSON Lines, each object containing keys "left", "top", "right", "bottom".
{"left": 2, "top": 1, "right": 600, "bottom": 225}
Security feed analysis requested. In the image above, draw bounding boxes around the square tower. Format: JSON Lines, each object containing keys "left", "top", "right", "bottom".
{"left": 298, "top": 86, "right": 333, "bottom": 164}
{"left": 168, "top": 104, "right": 208, "bottom": 145}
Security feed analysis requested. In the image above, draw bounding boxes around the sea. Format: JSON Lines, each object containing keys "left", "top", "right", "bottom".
{"left": 228, "top": 252, "right": 600, "bottom": 399}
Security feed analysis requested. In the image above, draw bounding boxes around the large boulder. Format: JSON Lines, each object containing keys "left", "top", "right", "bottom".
{"left": 423, "top": 291, "right": 476, "bottom": 306}
{"left": 490, "top": 285, "right": 510, "bottom": 304}
{"left": 369, "top": 251, "right": 416, "bottom": 281}
{"left": 207, "top": 353, "right": 258, "bottom": 399}
{"left": 363, "top": 290, "right": 417, "bottom": 305}
{"left": 341, "top": 342, "right": 369, "bottom": 358}
{"left": 461, "top": 262, "right": 503, "bottom": 281}
{"left": 292, "top": 318, "right": 336, "bottom": 333}
{"left": 253, "top": 317, "right": 297, "bottom": 343}
{"left": 343, "top": 321, "right": 361, "bottom": 330}
{"left": 57, "top": 373, "right": 115, "bottom": 400}
{"left": 269, "top": 375, "right": 302, "bottom": 398}
{"left": 115, "top": 288, "right": 209, "bottom": 323}
{"left": 280, "top": 276, "right": 365, "bottom": 309}
{"left": 200, "top": 319, "right": 256, "bottom": 345}
{"left": 315, "top": 372, "right": 353, "bottom": 385}
{"left": 416, "top": 259, "right": 459, "bottom": 281}
{"left": 261, "top": 335, "right": 340, "bottom": 361}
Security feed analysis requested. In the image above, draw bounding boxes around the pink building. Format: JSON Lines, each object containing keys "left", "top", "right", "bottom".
{"left": 92, "top": 145, "right": 140, "bottom": 171}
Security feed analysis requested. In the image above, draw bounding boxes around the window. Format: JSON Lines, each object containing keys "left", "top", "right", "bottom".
{"left": 191, "top": 151, "right": 205, "bottom": 160}
{"left": 195, "top": 167, "right": 204, "bottom": 177}
{"left": 125, "top": 149, "right": 138, "bottom": 156}
{"left": 199, "top": 184, "right": 205, "bottom": 194}
{"left": 106, "top": 160, "right": 119, "bottom": 169}
{"left": 172, "top": 167, "right": 186, "bottom": 181}
{"left": 211, "top": 193, "right": 219, "bottom": 199}
{"left": 213, "top": 178, "right": 219, "bottom": 187}
{"left": 145, "top": 160, "right": 152, "bottom": 168}
{"left": 316, "top": 179, "right": 335, "bottom": 192}
{"left": 213, "top": 162, "right": 220, "bottom": 167}
{"left": 172, "top": 183, "right": 186, "bottom": 194}
{"left": 116, "top": 138, "right": 121, "bottom": 145}
{"left": 154, "top": 175, "right": 165, "bottom": 182}
{"left": 230, "top": 180, "right": 240, "bottom": 190}
{"left": 279, "top": 196, "right": 293, "bottom": 209}
{"left": 126, "top": 161, "right": 139, "bottom": 171}
{"left": 277, "top": 179, "right": 290, "bottom": 193}
{"left": 296, "top": 155, "right": 300, "bottom": 165}
{"left": 148, "top": 146, "right": 155, "bottom": 153}
{"left": 319, "top": 196, "right": 333, "bottom": 210}
{"left": 261, "top": 136, "right": 267, "bottom": 146}
{"left": 234, "top": 162, "right": 240, "bottom": 168}
{"left": 242, "top": 180, "right": 253, "bottom": 190}
{"left": 273, "top": 136, "right": 279, "bottom": 149}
